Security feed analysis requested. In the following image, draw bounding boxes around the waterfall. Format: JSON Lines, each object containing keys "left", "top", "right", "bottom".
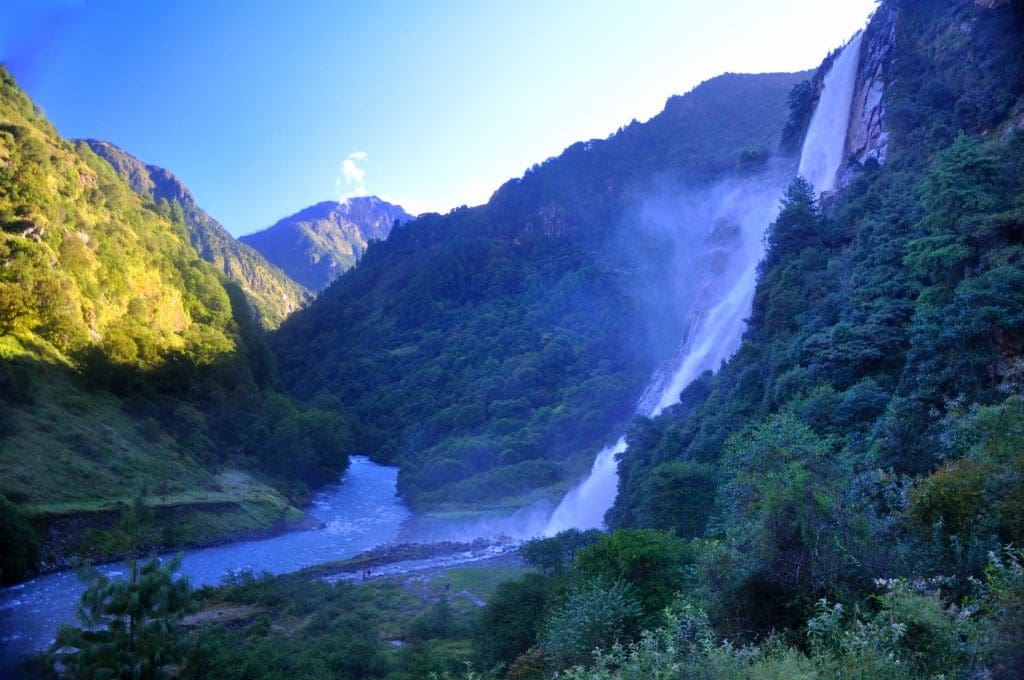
{"left": 798, "top": 32, "right": 864, "bottom": 195}
{"left": 542, "top": 34, "right": 864, "bottom": 536}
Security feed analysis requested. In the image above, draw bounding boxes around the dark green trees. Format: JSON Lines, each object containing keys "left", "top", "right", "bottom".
{"left": 56, "top": 555, "right": 196, "bottom": 679}
{"left": 0, "top": 494, "right": 39, "bottom": 584}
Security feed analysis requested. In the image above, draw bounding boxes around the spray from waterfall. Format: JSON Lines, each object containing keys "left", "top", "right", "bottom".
{"left": 542, "top": 33, "right": 864, "bottom": 536}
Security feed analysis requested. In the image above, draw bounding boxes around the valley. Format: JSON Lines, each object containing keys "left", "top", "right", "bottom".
{"left": 2, "top": 0, "right": 1024, "bottom": 677}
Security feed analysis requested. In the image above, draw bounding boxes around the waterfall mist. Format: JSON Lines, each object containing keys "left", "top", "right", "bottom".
{"left": 541, "top": 33, "right": 865, "bottom": 536}
{"left": 541, "top": 166, "right": 792, "bottom": 536}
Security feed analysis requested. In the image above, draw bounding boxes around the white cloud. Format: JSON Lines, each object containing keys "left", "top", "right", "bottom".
{"left": 337, "top": 150, "right": 369, "bottom": 202}
{"left": 341, "top": 158, "right": 365, "bottom": 183}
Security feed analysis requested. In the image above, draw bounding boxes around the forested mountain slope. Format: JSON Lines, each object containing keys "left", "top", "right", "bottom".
{"left": 0, "top": 68, "right": 352, "bottom": 582}
{"left": 601, "top": 0, "right": 1024, "bottom": 647}
{"left": 271, "top": 70, "right": 807, "bottom": 510}
{"left": 83, "top": 140, "right": 310, "bottom": 329}
{"left": 240, "top": 197, "right": 412, "bottom": 292}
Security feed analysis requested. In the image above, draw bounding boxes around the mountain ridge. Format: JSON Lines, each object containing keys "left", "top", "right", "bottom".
{"left": 82, "top": 139, "right": 310, "bottom": 328}
{"left": 241, "top": 196, "right": 412, "bottom": 291}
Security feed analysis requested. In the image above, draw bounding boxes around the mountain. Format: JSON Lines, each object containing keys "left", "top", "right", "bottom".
{"left": 82, "top": 140, "right": 310, "bottom": 329}
{"left": 271, "top": 70, "right": 808, "bottom": 511}
{"left": 602, "top": 0, "right": 1024, "bottom": 646}
{"left": 240, "top": 197, "right": 412, "bottom": 291}
{"left": 0, "top": 68, "right": 353, "bottom": 583}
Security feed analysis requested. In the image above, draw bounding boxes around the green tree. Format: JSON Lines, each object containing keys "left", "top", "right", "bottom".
{"left": 634, "top": 461, "right": 717, "bottom": 538}
{"left": 714, "top": 415, "right": 869, "bottom": 630}
{"left": 0, "top": 493, "right": 39, "bottom": 584}
{"left": 542, "top": 578, "right": 643, "bottom": 672}
{"left": 919, "top": 133, "right": 1001, "bottom": 236}
{"left": 56, "top": 554, "right": 197, "bottom": 679}
{"left": 574, "top": 528, "right": 689, "bottom": 617}
{"left": 521, "top": 528, "right": 602, "bottom": 577}
{"left": 475, "top": 573, "right": 553, "bottom": 668}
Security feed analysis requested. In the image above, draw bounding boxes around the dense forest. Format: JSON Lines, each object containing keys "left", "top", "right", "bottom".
{"left": 0, "top": 67, "right": 352, "bottom": 582}
{"left": 272, "top": 70, "right": 806, "bottom": 510}
{"left": 154, "top": 0, "right": 1024, "bottom": 677}
{"left": 82, "top": 139, "right": 311, "bottom": 329}
{"left": 4, "top": 0, "right": 1024, "bottom": 677}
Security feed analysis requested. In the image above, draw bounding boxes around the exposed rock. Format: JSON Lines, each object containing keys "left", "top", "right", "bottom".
{"left": 975, "top": 0, "right": 1010, "bottom": 8}
{"left": 838, "top": 3, "right": 898, "bottom": 188}
{"left": 240, "top": 197, "right": 413, "bottom": 291}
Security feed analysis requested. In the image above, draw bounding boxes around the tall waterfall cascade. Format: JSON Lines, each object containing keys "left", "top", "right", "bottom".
{"left": 543, "top": 33, "right": 865, "bottom": 536}
{"left": 799, "top": 32, "right": 864, "bottom": 195}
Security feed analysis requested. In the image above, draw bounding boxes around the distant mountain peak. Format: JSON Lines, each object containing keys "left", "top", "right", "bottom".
{"left": 239, "top": 197, "right": 412, "bottom": 292}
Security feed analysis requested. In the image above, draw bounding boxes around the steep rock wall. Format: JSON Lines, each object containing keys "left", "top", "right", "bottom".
{"left": 837, "top": 3, "right": 898, "bottom": 188}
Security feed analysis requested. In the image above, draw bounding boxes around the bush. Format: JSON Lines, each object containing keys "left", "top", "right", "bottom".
{"left": 574, "top": 528, "right": 690, "bottom": 617}
{"left": 0, "top": 494, "right": 39, "bottom": 583}
{"left": 542, "top": 578, "right": 642, "bottom": 672}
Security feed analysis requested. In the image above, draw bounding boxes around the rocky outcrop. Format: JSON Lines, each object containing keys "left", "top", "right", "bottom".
{"left": 838, "top": 3, "right": 898, "bottom": 188}
{"left": 240, "top": 197, "right": 413, "bottom": 291}
{"left": 975, "top": 0, "right": 1011, "bottom": 8}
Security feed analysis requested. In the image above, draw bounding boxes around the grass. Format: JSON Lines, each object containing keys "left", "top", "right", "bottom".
{"left": 0, "top": 353, "right": 214, "bottom": 507}
{"left": 185, "top": 562, "right": 531, "bottom": 678}
{"left": 0, "top": 348, "right": 308, "bottom": 568}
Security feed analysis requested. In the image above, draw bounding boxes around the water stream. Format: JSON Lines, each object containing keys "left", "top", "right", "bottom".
{"left": 1, "top": 32, "right": 867, "bottom": 669}
{"left": 0, "top": 456, "right": 411, "bottom": 668}
{"left": 543, "top": 32, "right": 864, "bottom": 535}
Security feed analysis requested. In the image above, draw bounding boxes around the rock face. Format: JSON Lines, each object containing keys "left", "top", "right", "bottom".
{"left": 838, "top": 3, "right": 899, "bottom": 188}
{"left": 240, "top": 197, "right": 413, "bottom": 292}
{"left": 83, "top": 140, "right": 310, "bottom": 328}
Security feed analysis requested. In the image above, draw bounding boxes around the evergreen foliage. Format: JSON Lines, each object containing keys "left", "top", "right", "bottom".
{"left": 0, "top": 66, "right": 352, "bottom": 578}
{"left": 55, "top": 555, "right": 196, "bottom": 679}
{"left": 272, "top": 71, "right": 806, "bottom": 510}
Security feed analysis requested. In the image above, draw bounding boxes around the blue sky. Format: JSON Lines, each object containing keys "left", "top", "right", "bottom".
{"left": 2, "top": 0, "right": 876, "bottom": 235}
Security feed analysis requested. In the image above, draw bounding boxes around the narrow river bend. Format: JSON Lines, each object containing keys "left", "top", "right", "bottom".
{"left": 0, "top": 456, "right": 412, "bottom": 668}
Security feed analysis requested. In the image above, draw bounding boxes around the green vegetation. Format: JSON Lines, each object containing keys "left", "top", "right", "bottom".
{"left": 186, "top": 2, "right": 1022, "bottom": 677}
{"left": 84, "top": 139, "right": 311, "bottom": 330}
{"left": 0, "top": 67, "right": 352, "bottom": 580}
{"left": 8, "top": 0, "right": 1024, "bottom": 677}
{"left": 174, "top": 565, "right": 527, "bottom": 679}
{"left": 54, "top": 555, "right": 197, "bottom": 679}
{"left": 273, "top": 71, "right": 806, "bottom": 511}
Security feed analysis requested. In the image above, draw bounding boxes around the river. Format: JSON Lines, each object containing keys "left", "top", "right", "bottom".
{"left": 0, "top": 456, "right": 413, "bottom": 669}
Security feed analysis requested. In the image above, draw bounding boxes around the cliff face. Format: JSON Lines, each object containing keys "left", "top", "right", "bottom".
{"left": 832, "top": 4, "right": 898, "bottom": 189}
{"left": 846, "top": 4, "right": 898, "bottom": 167}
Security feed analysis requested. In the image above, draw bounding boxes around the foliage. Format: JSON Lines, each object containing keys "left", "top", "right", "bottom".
{"left": 520, "top": 529, "right": 602, "bottom": 577}
{"left": 0, "top": 66, "right": 352, "bottom": 574}
{"left": 541, "top": 577, "right": 643, "bottom": 672}
{"left": 474, "top": 573, "right": 553, "bottom": 669}
{"left": 573, "top": 528, "right": 690, "bottom": 618}
{"left": 974, "top": 547, "right": 1024, "bottom": 676}
{"left": 0, "top": 492, "right": 39, "bottom": 584}
{"left": 55, "top": 555, "right": 196, "bottom": 679}
{"left": 271, "top": 71, "right": 806, "bottom": 510}
{"left": 83, "top": 140, "right": 310, "bottom": 329}
{"left": 633, "top": 460, "right": 717, "bottom": 538}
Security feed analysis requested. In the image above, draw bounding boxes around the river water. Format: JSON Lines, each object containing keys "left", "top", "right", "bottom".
{"left": 0, "top": 456, "right": 412, "bottom": 668}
